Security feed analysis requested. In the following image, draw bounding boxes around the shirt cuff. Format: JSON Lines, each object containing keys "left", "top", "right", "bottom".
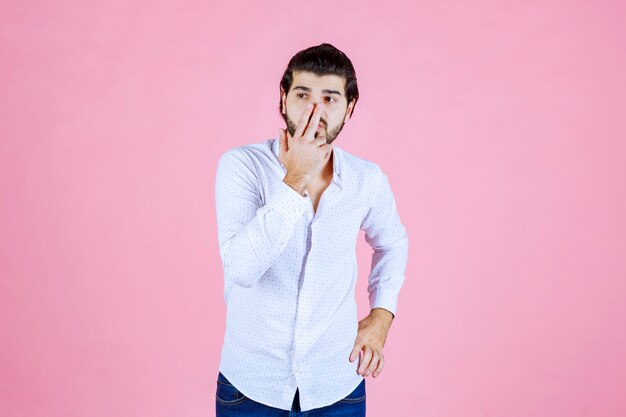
{"left": 265, "top": 178, "right": 309, "bottom": 225}
{"left": 369, "top": 284, "right": 399, "bottom": 318}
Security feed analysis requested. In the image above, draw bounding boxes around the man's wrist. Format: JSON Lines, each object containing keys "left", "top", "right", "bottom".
{"left": 370, "top": 307, "right": 394, "bottom": 323}
{"left": 283, "top": 174, "right": 307, "bottom": 196}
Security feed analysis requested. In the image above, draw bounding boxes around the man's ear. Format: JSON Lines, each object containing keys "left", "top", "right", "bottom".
{"left": 344, "top": 99, "right": 356, "bottom": 122}
{"left": 280, "top": 87, "right": 286, "bottom": 114}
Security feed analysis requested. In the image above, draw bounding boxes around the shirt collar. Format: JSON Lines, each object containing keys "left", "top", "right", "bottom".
{"left": 271, "top": 137, "right": 343, "bottom": 188}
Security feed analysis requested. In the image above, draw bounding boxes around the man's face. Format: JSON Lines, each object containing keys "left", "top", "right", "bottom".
{"left": 280, "top": 71, "right": 355, "bottom": 145}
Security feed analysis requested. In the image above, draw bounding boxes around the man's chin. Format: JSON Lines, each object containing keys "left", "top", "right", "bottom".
{"left": 314, "top": 131, "right": 325, "bottom": 140}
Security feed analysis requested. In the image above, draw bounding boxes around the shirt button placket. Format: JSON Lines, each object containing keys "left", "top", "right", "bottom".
{"left": 293, "top": 305, "right": 306, "bottom": 377}
{"left": 292, "top": 199, "right": 314, "bottom": 382}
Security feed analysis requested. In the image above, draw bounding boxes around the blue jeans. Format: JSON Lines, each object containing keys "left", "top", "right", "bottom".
{"left": 216, "top": 371, "right": 366, "bottom": 416}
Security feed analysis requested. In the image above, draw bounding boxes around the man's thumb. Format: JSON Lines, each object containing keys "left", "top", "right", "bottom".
{"left": 278, "top": 128, "right": 288, "bottom": 152}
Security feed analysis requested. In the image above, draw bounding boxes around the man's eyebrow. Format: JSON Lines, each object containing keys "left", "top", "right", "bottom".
{"left": 293, "top": 86, "right": 343, "bottom": 96}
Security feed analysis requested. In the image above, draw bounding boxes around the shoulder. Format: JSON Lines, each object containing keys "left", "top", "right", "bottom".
{"left": 219, "top": 140, "right": 270, "bottom": 162}
{"left": 217, "top": 139, "right": 275, "bottom": 171}
{"left": 336, "top": 147, "right": 394, "bottom": 210}
{"left": 336, "top": 146, "right": 383, "bottom": 185}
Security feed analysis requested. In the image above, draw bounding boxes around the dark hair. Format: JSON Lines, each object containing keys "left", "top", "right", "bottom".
{"left": 279, "top": 43, "right": 359, "bottom": 118}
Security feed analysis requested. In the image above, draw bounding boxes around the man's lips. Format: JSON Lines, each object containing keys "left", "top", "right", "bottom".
{"left": 306, "top": 119, "right": 326, "bottom": 133}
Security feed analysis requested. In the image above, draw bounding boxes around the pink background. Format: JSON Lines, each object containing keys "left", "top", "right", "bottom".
{"left": 1, "top": 1, "right": 625, "bottom": 416}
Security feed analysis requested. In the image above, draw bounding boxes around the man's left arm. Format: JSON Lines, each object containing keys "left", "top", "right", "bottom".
{"left": 349, "top": 168, "right": 409, "bottom": 378}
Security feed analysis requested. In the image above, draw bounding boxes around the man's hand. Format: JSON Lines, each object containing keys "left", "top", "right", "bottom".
{"left": 278, "top": 103, "right": 331, "bottom": 194}
{"left": 349, "top": 308, "right": 394, "bottom": 378}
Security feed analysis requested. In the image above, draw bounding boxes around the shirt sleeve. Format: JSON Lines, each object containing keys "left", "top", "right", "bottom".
{"left": 215, "top": 150, "right": 309, "bottom": 288}
{"left": 360, "top": 168, "right": 409, "bottom": 319}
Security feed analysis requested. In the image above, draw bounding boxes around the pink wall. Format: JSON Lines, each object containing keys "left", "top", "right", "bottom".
{"left": 1, "top": 1, "right": 625, "bottom": 416}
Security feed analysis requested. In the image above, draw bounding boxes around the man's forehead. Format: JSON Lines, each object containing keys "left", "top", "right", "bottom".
{"left": 289, "top": 71, "right": 346, "bottom": 93}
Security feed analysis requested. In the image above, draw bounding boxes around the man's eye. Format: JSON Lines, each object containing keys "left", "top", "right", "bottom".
{"left": 326, "top": 97, "right": 336, "bottom": 103}
{"left": 297, "top": 93, "right": 306, "bottom": 99}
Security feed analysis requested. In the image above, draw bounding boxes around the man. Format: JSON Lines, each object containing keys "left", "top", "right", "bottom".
{"left": 214, "top": 43, "right": 409, "bottom": 416}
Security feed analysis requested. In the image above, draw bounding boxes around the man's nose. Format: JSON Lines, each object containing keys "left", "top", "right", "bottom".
{"left": 312, "top": 101, "right": 326, "bottom": 113}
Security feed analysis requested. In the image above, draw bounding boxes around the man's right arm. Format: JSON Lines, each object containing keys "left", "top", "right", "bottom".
{"left": 215, "top": 150, "right": 309, "bottom": 288}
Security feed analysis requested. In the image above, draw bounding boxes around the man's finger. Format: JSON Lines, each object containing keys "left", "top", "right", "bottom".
{"left": 358, "top": 346, "right": 372, "bottom": 375}
{"left": 294, "top": 103, "right": 315, "bottom": 139}
{"left": 349, "top": 343, "right": 362, "bottom": 363}
{"left": 303, "top": 104, "right": 323, "bottom": 140}
{"left": 364, "top": 351, "right": 379, "bottom": 376}
{"left": 319, "top": 143, "right": 332, "bottom": 160}
{"left": 372, "top": 352, "right": 384, "bottom": 378}
{"left": 312, "top": 136, "right": 327, "bottom": 147}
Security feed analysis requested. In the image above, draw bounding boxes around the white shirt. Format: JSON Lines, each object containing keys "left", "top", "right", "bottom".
{"left": 214, "top": 137, "right": 409, "bottom": 411}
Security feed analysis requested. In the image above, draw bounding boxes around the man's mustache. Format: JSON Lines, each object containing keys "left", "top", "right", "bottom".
{"left": 310, "top": 120, "right": 326, "bottom": 128}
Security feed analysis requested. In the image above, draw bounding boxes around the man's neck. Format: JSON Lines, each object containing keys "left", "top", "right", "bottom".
{"left": 322, "top": 147, "right": 335, "bottom": 181}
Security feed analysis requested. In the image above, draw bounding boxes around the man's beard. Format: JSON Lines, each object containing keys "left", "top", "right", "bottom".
{"left": 283, "top": 113, "right": 346, "bottom": 145}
